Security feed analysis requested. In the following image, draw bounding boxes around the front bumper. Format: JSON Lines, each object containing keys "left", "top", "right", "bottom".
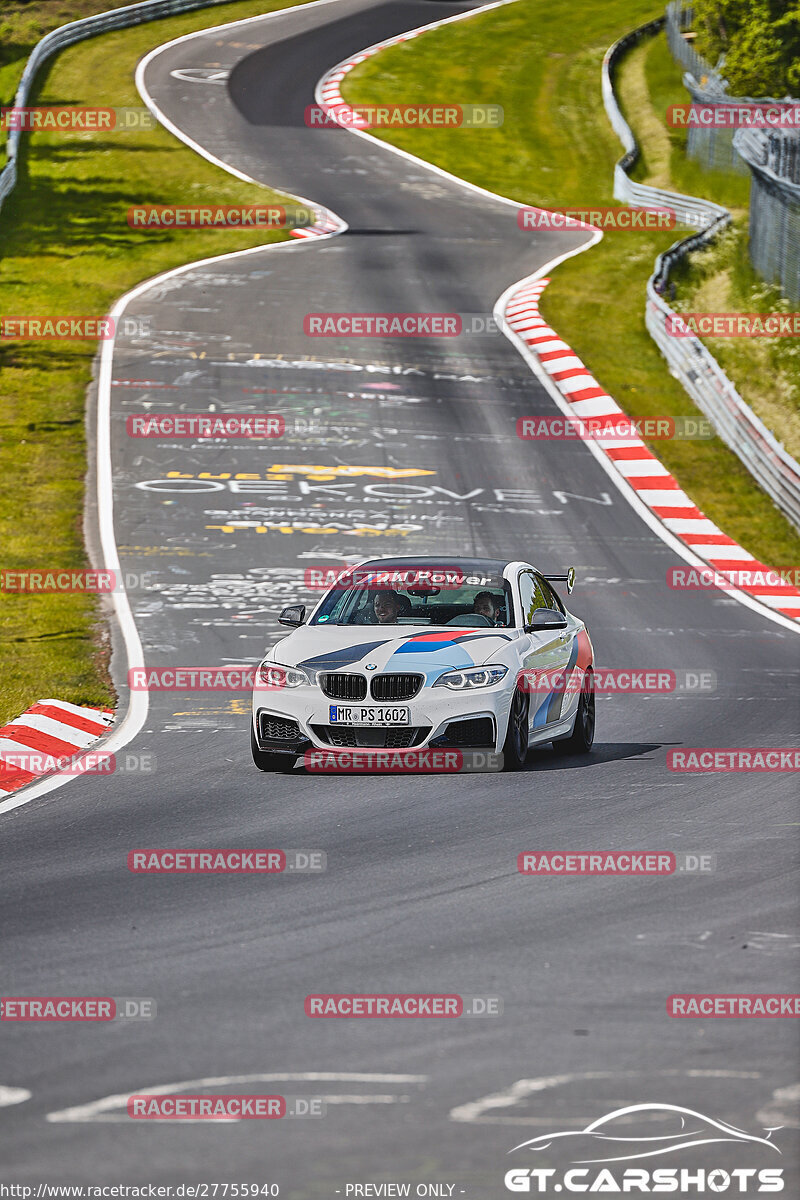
{"left": 252, "top": 682, "right": 511, "bottom": 756}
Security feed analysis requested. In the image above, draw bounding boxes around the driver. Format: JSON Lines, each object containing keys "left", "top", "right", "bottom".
{"left": 372, "top": 590, "right": 403, "bottom": 624}
{"left": 472, "top": 591, "right": 499, "bottom": 623}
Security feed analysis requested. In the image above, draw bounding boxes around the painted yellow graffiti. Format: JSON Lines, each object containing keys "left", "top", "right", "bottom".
{"left": 206, "top": 523, "right": 416, "bottom": 536}
{"left": 167, "top": 465, "right": 435, "bottom": 483}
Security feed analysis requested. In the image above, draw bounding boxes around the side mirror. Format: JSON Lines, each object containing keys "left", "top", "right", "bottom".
{"left": 565, "top": 566, "right": 576, "bottom": 595}
{"left": 279, "top": 604, "right": 306, "bottom": 628}
{"left": 526, "top": 607, "right": 568, "bottom": 633}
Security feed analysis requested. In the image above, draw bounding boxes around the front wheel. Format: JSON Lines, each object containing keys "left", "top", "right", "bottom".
{"left": 553, "top": 667, "right": 595, "bottom": 755}
{"left": 502, "top": 687, "right": 529, "bottom": 771}
{"left": 251, "top": 725, "right": 296, "bottom": 773}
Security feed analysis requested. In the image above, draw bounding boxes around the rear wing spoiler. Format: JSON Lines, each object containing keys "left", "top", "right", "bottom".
{"left": 544, "top": 567, "right": 576, "bottom": 595}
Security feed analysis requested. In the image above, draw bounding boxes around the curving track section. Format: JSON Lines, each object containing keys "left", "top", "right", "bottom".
{"left": 1, "top": 0, "right": 798, "bottom": 1186}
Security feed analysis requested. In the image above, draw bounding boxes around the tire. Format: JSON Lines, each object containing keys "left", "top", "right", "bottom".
{"left": 251, "top": 725, "right": 296, "bottom": 773}
{"left": 502, "top": 686, "right": 529, "bottom": 771}
{"left": 553, "top": 667, "right": 595, "bottom": 755}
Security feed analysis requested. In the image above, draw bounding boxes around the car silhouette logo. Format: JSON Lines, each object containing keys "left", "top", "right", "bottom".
{"left": 508, "top": 1102, "right": 783, "bottom": 1164}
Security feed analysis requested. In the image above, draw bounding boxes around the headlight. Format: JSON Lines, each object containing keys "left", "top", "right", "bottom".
{"left": 433, "top": 665, "right": 508, "bottom": 690}
{"left": 257, "top": 661, "right": 313, "bottom": 689}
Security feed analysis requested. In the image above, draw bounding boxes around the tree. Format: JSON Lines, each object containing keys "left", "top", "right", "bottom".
{"left": 692, "top": 0, "right": 800, "bottom": 96}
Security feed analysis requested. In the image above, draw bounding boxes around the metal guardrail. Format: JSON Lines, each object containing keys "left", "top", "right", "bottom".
{"left": 735, "top": 128, "right": 800, "bottom": 185}
{"left": 734, "top": 128, "right": 800, "bottom": 304}
{"left": 665, "top": 0, "right": 800, "bottom": 297}
{"left": 677, "top": 77, "right": 750, "bottom": 175}
{"left": 601, "top": 18, "right": 726, "bottom": 232}
{"left": 602, "top": 21, "right": 800, "bottom": 533}
{"left": 0, "top": 0, "right": 233, "bottom": 217}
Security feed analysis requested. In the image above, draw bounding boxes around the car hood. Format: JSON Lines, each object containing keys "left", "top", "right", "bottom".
{"left": 270, "top": 624, "right": 516, "bottom": 680}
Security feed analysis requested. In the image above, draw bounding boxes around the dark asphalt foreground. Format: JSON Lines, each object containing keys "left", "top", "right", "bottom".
{"left": 1, "top": 0, "right": 799, "bottom": 1191}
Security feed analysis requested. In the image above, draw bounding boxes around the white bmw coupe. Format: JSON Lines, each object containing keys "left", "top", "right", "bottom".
{"left": 250, "top": 557, "right": 595, "bottom": 772}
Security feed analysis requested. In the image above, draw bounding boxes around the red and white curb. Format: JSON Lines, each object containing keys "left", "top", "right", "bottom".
{"left": 503, "top": 278, "right": 800, "bottom": 622}
{"left": 0, "top": 700, "right": 115, "bottom": 794}
{"left": 314, "top": 0, "right": 518, "bottom": 131}
{"left": 316, "top": 28, "right": 430, "bottom": 123}
{"left": 290, "top": 207, "right": 343, "bottom": 240}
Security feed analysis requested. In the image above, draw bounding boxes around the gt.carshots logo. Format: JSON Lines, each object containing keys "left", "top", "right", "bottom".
{"left": 503, "top": 1103, "right": 784, "bottom": 1193}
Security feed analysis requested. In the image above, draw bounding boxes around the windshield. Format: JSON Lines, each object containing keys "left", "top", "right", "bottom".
{"left": 310, "top": 572, "right": 514, "bottom": 628}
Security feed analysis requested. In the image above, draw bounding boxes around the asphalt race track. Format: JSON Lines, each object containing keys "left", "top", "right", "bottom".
{"left": 1, "top": 0, "right": 799, "bottom": 1190}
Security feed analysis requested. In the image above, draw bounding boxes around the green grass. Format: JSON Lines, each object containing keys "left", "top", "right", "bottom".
{"left": 343, "top": 1, "right": 800, "bottom": 568}
{"left": 0, "top": 0, "right": 313, "bottom": 727}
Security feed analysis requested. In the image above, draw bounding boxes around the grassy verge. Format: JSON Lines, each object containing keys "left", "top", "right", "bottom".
{"left": 342, "top": 1, "right": 800, "bottom": 568}
{"left": 624, "top": 34, "right": 750, "bottom": 208}
{"left": 0, "top": 0, "right": 312, "bottom": 727}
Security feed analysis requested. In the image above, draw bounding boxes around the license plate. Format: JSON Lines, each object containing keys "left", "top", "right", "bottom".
{"left": 330, "top": 705, "right": 410, "bottom": 726}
